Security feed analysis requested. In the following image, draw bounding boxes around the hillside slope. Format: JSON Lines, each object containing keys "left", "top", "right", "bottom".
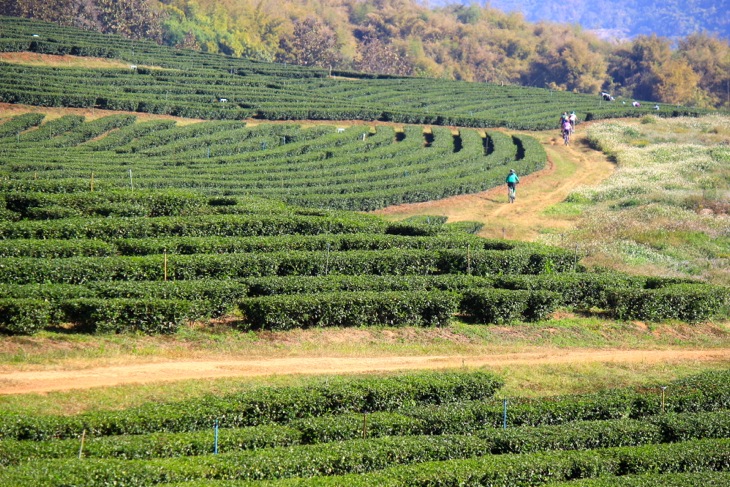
{"left": 452, "top": 0, "right": 730, "bottom": 40}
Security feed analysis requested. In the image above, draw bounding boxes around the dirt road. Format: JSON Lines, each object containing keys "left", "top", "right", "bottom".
{"left": 2, "top": 349, "right": 728, "bottom": 395}
{"left": 374, "top": 129, "right": 614, "bottom": 241}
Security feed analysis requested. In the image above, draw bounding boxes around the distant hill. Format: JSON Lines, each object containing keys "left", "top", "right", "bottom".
{"left": 429, "top": 0, "right": 730, "bottom": 40}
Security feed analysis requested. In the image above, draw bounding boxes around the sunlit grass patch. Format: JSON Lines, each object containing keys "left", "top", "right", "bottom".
{"left": 559, "top": 115, "right": 730, "bottom": 284}
{"left": 542, "top": 202, "right": 586, "bottom": 217}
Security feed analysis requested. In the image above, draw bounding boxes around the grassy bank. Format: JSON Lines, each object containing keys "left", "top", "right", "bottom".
{"left": 544, "top": 115, "right": 730, "bottom": 285}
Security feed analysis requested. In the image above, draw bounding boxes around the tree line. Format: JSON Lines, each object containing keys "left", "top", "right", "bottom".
{"left": 2, "top": 0, "right": 729, "bottom": 108}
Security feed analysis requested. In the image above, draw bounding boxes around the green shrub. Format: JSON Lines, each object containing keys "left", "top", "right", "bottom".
{"left": 1, "top": 437, "right": 727, "bottom": 486}
{"left": 4, "top": 410, "right": 729, "bottom": 467}
{"left": 88, "top": 281, "right": 248, "bottom": 317}
{"left": 0, "top": 113, "right": 45, "bottom": 139}
{"left": 0, "top": 424, "right": 302, "bottom": 465}
{"left": 460, "top": 289, "right": 560, "bottom": 324}
{"left": 244, "top": 274, "right": 494, "bottom": 297}
{"left": 607, "top": 284, "right": 729, "bottom": 322}
{"left": 404, "top": 370, "right": 730, "bottom": 430}
{"left": 238, "top": 291, "right": 459, "bottom": 330}
{"left": 0, "top": 299, "right": 51, "bottom": 334}
{"left": 547, "top": 471, "right": 730, "bottom": 486}
{"left": 61, "top": 298, "right": 198, "bottom": 334}
{"left": 493, "top": 272, "right": 647, "bottom": 309}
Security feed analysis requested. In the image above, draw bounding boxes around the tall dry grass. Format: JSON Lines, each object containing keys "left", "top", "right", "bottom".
{"left": 543, "top": 115, "right": 730, "bottom": 284}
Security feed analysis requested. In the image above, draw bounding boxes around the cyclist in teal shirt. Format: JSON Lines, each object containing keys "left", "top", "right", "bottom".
{"left": 505, "top": 169, "right": 519, "bottom": 203}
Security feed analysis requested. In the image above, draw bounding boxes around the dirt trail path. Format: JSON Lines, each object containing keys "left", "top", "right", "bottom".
{"left": 2, "top": 349, "right": 728, "bottom": 395}
{"left": 374, "top": 128, "right": 614, "bottom": 241}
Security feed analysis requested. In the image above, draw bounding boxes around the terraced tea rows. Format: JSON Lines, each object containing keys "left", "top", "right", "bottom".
{"left": 0, "top": 17, "right": 707, "bottom": 129}
{"left": 0, "top": 183, "right": 725, "bottom": 335}
{"left": 1, "top": 369, "right": 728, "bottom": 486}
{"left": 0, "top": 113, "right": 545, "bottom": 210}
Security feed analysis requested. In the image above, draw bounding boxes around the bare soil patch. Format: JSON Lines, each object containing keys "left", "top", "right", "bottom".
{"left": 1, "top": 349, "right": 727, "bottom": 395}
{"left": 0, "top": 52, "right": 136, "bottom": 69}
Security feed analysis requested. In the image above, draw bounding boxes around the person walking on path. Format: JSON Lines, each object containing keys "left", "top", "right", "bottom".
{"left": 506, "top": 169, "right": 519, "bottom": 203}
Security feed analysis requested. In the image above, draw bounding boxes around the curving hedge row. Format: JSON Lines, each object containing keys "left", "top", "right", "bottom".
{"left": 2, "top": 189, "right": 290, "bottom": 220}
{"left": 1, "top": 370, "right": 726, "bottom": 453}
{"left": 0, "top": 16, "right": 708, "bottom": 136}
{"left": 0, "top": 112, "right": 548, "bottom": 211}
{"left": 15, "top": 114, "right": 84, "bottom": 142}
{"left": 0, "top": 437, "right": 727, "bottom": 486}
{"left": 0, "top": 233, "right": 489, "bottom": 258}
{"left": 243, "top": 274, "right": 495, "bottom": 297}
{"left": 211, "top": 439, "right": 730, "bottom": 486}
{"left": 0, "top": 247, "right": 577, "bottom": 285}
{"left": 1, "top": 409, "right": 728, "bottom": 466}
{"left": 39, "top": 114, "right": 136, "bottom": 148}
{"left": 0, "top": 112, "right": 45, "bottom": 139}
{"left": 0, "top": 370, "right": 504, "bottom": 441}
{"left": 1, "top": 270, "right": 725, "bottom": 334}
{"left": 0, "top": 213, "right": 387, "bottom": 239}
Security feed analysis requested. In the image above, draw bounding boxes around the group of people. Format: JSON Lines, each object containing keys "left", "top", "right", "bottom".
{"left": 559, "top": 111, "right": 577, "bottom": 139}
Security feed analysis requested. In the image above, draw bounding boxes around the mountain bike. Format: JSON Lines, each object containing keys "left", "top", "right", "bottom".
{"left": 563, "top": 129, "right": 570, "bottom": 146}
{"left": 508, "top": 185, "right": 516, "bottom": 203}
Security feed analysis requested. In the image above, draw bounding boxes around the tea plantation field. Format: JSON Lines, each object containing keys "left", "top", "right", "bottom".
{"left": 1, "top": 369, "right": 729, "bottom": 486}
{"left": 0, "top": 13, "right": 728, "bottom": 487}
{"left": 0, "top": 17, "right": 707, "bottom": 129}
{"left": 0, "top": 112, "right": 546, "bottom": 210}
{"left": 0, "top": 174, "right": 726, "bottom": 335}
{"left": 0, "top": 115, "right": 726, "bottom": 335}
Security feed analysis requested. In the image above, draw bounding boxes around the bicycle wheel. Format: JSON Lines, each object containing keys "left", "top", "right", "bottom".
{"left": 508, "top": 187, "right": 516, "bottom": 203}
{"left": 563, "top": 131, "right": 570, "bottom": 145}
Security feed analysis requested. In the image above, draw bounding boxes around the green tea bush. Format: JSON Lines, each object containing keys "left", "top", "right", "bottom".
{"left": 113, "top": 233, "right": 484, "bottom": 256}
{"left": 0, "top": 424, "right": 303, "bottom": 465}
{"left": 262, "top": 439, "right": 730, "bottom": 486}
{"left": 0, "top": 299, "right": 51, "bottom": 334}
{"left": 2, "top": 247, "right": 576, "bottom": 285}
{"left": 607, "top": 284, "right": 729, "bottom": 322}
{"left": 547, "top": 471, "right": 730, "bottom": 487}
{"left": 437, "top": 247, "right": 578, "bottom": 275}
{"left": 1, "top": 437, "right": 727, "bottom": 486}
{"left": 0, "top": 112, "right": 45, "bottom": 139}
{"left": 4, "top": 410, "right": 728, "bottom": 467}
{"left": 244, "top": 274, "right": 494, "bottom": 297}
{"left": 0, "top": 239, "right": 115, "bottom": 258}
{"left": 0, "top": 213, "right": 387, "bottom": 240}
{"left": 492, "top": 272, "right": 647, "bottom": 309}
{"left": 238, "top": 291, "right": 459, "bottom": 330}
{"left": 460, "top": 289, "right": 561, "bottom": 324}
{"left": 88, "top": 281, "right": 249, "bottom": 317}
{"left": 16, "top": 115, "right": 84, "bottom": 142}
{"left": 61, "top": 298, "right": 198, "bottom": 334}
{"left": 404, "top": 370, "right": 730, "bottom": 430}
